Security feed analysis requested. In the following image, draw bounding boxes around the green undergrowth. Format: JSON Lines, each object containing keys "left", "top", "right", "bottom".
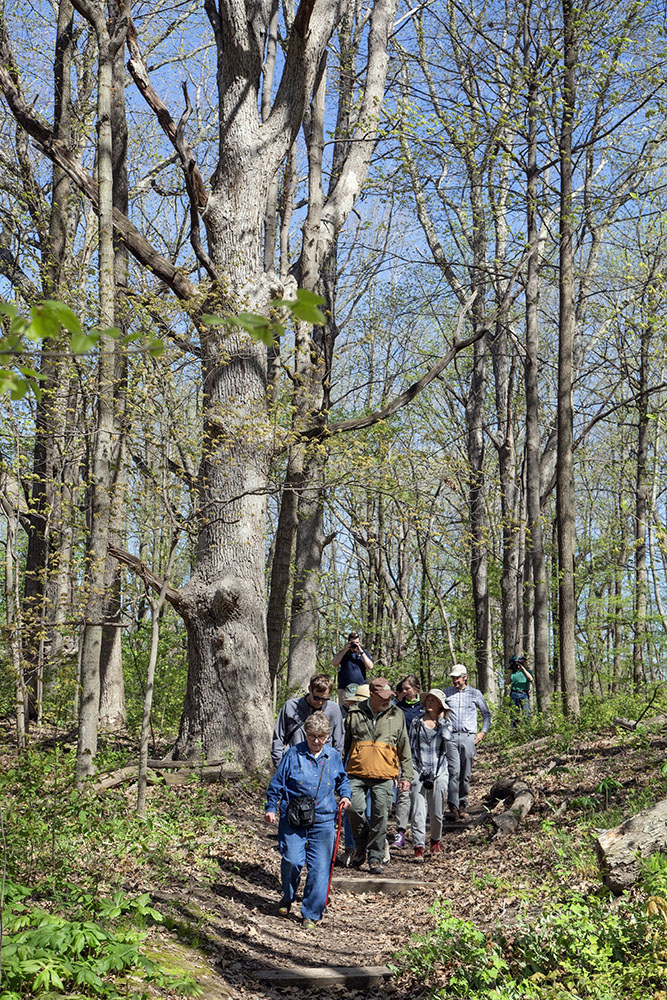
{"left": 0, "top": 739, "right": 248, "bottom": 997}
{"left": 394, "top": 854, "right": 667, "bottom": 1000}
{"left": 1, "top": 882, "right": 201, "bottom": 999}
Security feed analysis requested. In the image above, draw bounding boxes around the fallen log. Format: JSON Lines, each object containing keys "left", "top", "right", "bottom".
{"left": 485, "top": 778, "right": 534, "bottom": 836}
{"left": 595, "top": 798, "right": 667, "bottom": 894}
{"left": 613, "top": 714, "right": 667, "bottom": 732}
{"left": 91, "top": 761, "right": 243, "bottom": 792}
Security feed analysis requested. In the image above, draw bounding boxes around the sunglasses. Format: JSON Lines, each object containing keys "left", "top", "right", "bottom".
{"left": 310, "top": 694, "right": 329, "bottom": 703}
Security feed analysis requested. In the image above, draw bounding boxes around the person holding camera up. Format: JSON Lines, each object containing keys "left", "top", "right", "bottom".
{"left": 408, "top": 689, "right": 453, "bottom": 861}
{"left": 333, "top": 630, "right": 373, "bottom": 706}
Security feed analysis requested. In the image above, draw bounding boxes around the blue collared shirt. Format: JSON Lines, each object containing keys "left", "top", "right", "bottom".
{"left": 265, "top": 741, "right": 352, "bottom": 819}
{"left": 443, "top": 685, "right": 491, "bottom": 735}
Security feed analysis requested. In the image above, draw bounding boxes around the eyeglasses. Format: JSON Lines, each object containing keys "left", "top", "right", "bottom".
{"left": 310, "top": 694, "right": 329, "bottom": 703}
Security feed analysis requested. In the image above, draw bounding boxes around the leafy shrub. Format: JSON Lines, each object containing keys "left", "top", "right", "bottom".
{"left": 395, "top": 877, "right": 667, "bottom": 1000}
{"left": 1, "top": 882, "right": 200, "bottom": 998}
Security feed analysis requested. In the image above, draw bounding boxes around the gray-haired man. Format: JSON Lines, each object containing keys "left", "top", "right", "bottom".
{"left": 443, "top": 664, "right": 491, "bottom": 819}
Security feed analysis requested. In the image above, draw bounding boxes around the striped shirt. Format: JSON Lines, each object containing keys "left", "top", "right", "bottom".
{"left": 443, "top": 685, "right": 491, "bottom": 735}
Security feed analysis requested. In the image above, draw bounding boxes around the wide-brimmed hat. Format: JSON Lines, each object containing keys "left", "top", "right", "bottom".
{"left": 346, "top": 683, "right": 370, "bottom": 703}
{"left": 422, "top": 688, "right": 452, "bottom": 713}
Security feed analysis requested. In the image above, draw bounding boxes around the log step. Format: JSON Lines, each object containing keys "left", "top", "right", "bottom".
{"left": 331, "top": 875, "right": 438, "bottom": 894}
{"left": 253, "top": 965, "right": 392, "bottom": 988}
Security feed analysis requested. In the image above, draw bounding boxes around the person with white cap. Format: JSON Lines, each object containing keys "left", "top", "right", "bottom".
{"left": 343, "top": 677, "right": 414, "bottom": 874}
{"left": 408, "top": 688, "right": 453, "bottom": 860}
{"left": 443, "top": 664, "right": 491, "bottom": 820}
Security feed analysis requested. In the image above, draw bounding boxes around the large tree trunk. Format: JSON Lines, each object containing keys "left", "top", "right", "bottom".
{"left": 556, "top": 0, "right": 579, "bottom": 717}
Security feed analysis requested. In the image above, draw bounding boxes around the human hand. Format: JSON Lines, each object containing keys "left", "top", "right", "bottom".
{"left": 340, "top": 797, "right": 351, "bottom": 810}
{"left": 265, "top": 811, "right": 276, "bottom": 824}
{"left": 400, "top": 779, "right": 411, "bottom": 792}
{"left": 474, "top": 732, "right": 485, "bottom": 746}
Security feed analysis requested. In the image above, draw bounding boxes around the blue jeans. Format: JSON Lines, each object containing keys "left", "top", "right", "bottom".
{"left": 278, "top": 814, "right": 335, "bottom": 921}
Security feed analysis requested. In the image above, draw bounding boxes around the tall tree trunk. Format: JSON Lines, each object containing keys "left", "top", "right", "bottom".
{"left": 524, "top": 19, "right": 551, "bottom": 710}
{"left": 74, "top": 3, "right": 121, "bottom": 782}
{"left": 632, "top": 310, "right": 650, "bottom": 691}
{"left": 99, "top": 0, "right": 129, "bottom": 728}
{"left": 555, "top": 0, "right": 579, "bottom": 716}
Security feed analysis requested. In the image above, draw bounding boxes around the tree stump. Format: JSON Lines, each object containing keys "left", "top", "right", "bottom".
{"left": 485, "top": 778, "right": 534, "bottom": 836}
{"left": 595, "top": 798, "right": 667, "bottom": 894}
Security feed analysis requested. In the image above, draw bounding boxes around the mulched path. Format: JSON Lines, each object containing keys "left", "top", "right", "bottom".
{"left": 143, "top": 726, "right": 667, "bottom": 999}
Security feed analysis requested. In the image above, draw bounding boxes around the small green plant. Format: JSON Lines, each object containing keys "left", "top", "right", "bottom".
{"left": 1, "top": 882, "right": 201, "bottom": 998}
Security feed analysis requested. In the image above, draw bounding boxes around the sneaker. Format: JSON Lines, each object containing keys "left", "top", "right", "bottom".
{"left": 430, "top": 840, "right": 442, "bottom": 854}
{"left": 302, "top": 918, "right": 317, "bottom": 930}
{"left": 277, "top": 900, "right": 291, "bottom": 916}
{"left": 414, "top": 846, "right": 425, "bottom": 863}
{"left": 392, "top": 831, "right": 406, "bottom": 849}
{"left": 350, "top": 848, "right": 366, "bottom": 869}
{"left": 369, "top": 863, "right": 385, "bottom": 875}
{"left": 383, "top": 841, "right": 391, "bottom": 865}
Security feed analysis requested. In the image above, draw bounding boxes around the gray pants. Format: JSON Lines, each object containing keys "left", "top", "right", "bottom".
{"left": 445, "top": 732, "right": 476, "bottom": 808}
{"left": 410, "top": 772, "right": 448, "bottom": 847}
{"left": 348, "top": 776, "right": 394, "bottom": 865}
{"left": 395, "top": 784, "right": 412, "bottom": 831}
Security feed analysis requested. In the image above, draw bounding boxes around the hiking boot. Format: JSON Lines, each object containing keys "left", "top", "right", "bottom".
{"left": 277, "top": 900, "right": 291, "bottom": 916}
{"left": 369, "top": 863, "right": 385, "bottom": 875}
{"left": 392, "top": 831, "right": 406, "bottom": 849}
{"left": 430, "top": 840, "right": 442, "bottom": 854}
{"left": 350, "top": 848, "right": 366, "bottom": 869}
{"left": 458, "top": 803, "right": 467, "bottom": 816}
{"left": 342, "top": 849, "right": 354, "bottom": 868}
{"left": 448, "top": 803, "right": 460, "bottom": 821}
{"left": 414, "top": 846, "right": 425, "bottom": 863}
{"left": 302, "top": 918, "right": 317, "bottom": 930}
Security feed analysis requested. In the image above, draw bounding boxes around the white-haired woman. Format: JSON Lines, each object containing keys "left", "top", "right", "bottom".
{"left": 265, "top": 711, "right": 351, "bottom": 928}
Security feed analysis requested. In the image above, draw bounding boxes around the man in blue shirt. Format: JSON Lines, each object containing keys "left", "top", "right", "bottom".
{"left": 333, "top": 631, "right": 373, "bottom": 705}
{"left": 444, "top": 664, "right": 491, "bottom": 820}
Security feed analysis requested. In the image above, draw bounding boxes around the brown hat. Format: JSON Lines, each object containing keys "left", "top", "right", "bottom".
{"left": 369, "top": 677, "right": 395, "bottom": 697}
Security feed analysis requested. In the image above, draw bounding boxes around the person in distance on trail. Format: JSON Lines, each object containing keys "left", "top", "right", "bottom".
{"left": 271, "top": 673, "right": 344, "bottom": 768}
{"left": 392, "top": 675, "right": 423, "bottom": 850}
{"left": 408, "top": 688, "right": 453, "bottom": 861}
{"left": 333, "top": 630, "right": 373, "bottom": 706}
{"left": 344, "top": 676, "right": 414, "bottom": 875}
{"left": 265, "top": 712, "right": 351, "bottom": 929}
{"left": 508, "top": 654, "right": 533, "bottom": 727}
{"left": 444, "top": 664, "right": 491, "bottom": 821}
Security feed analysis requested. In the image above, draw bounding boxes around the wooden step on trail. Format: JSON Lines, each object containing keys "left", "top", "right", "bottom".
{"left": 253, "top": 965, "right": 392, "bottom": 989}
{"left": 331, "top": 875, "right": 439, "bottom": 894}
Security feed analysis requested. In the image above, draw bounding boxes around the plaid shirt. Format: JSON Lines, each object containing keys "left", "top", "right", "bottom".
{"left": 409, "top": 716, "right": 452, "bottom": 777}
{"left": 443, "top": 685, "right": 491, "bottom": 735}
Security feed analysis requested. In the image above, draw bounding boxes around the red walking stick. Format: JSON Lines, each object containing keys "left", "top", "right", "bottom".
{"left": 325, "top": 801, "right": 345, "bottom": 907}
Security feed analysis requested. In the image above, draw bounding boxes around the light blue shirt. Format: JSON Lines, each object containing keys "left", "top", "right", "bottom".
{"left": 443, "top": 685, "right": 491, "bottom": 735}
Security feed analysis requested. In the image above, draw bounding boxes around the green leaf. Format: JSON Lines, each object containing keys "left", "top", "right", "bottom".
{"left": 70, "top": 333, "right": 97, "bottom": 355}
{"left": 201, "top": 313, "right": 225, "bottom": 327}
{"left": 29, "top": 304, "right": 61, "bottom": 341}
{"left": 227, "top": 313, "right": 275, "bottom": 346}
{"left": 40, "top": 299, "right": 82, "bottom": 334}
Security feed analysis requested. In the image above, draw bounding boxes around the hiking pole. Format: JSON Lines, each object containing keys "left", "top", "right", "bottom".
{"left": 325, "top": 800, "right": 345, "bottom": 907}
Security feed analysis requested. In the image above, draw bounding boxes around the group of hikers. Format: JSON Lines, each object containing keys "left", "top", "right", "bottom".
{"left": 265, "top": 631, "right": 509, "bottom": 929}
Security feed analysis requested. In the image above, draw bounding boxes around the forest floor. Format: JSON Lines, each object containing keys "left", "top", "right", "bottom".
{"left": 109, "top": 720, "right": 667, "bottom": 1000}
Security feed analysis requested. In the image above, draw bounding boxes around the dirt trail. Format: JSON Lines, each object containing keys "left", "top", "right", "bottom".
{"left": 144, "top": 728, "right": 666, "bottom": 999}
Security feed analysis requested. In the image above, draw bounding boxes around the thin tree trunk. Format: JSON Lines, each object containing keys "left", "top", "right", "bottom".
{"left": 524, "top": 19, "right": 551, "bottom": 710}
